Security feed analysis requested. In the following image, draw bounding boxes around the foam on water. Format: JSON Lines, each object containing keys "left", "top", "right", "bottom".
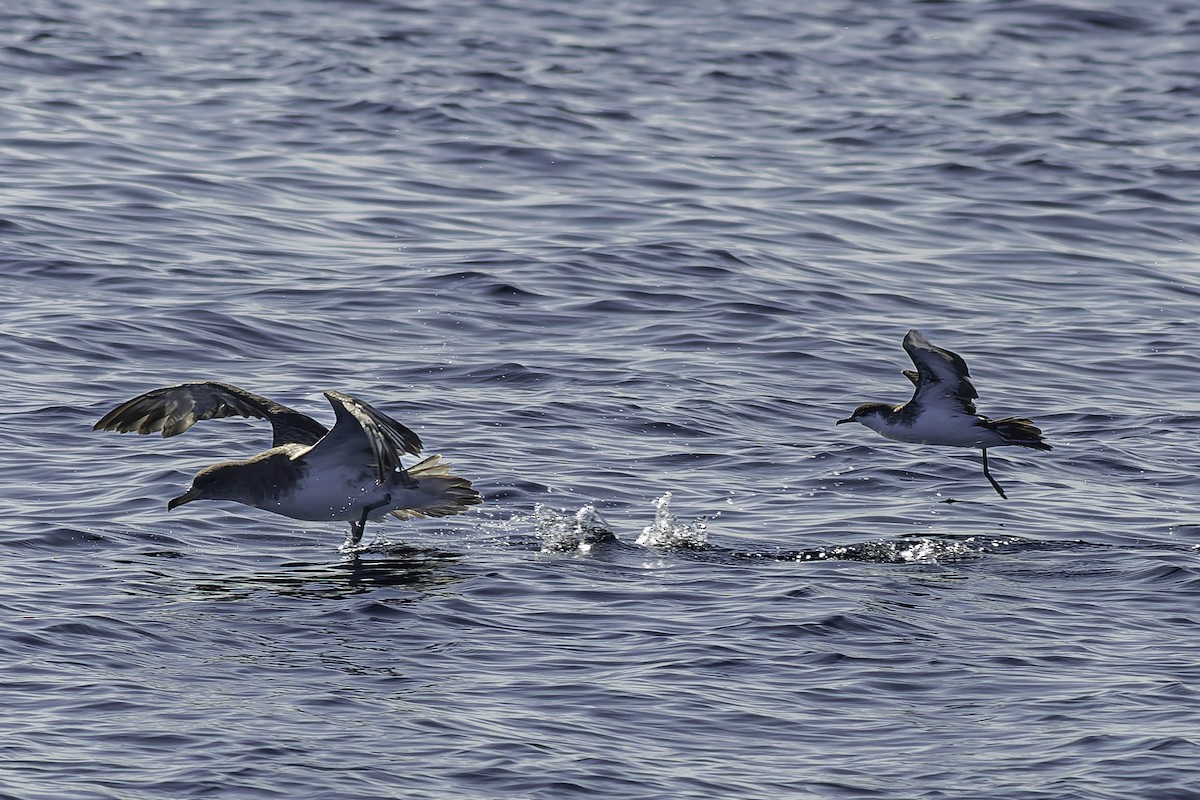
{"left": 793, "top": 535, "right": 977, "bottom": 564}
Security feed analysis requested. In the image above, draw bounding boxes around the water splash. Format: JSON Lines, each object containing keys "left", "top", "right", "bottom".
{"left": 533, "top": 503, "right": 616, "bottom": 553}
{"left": 635, "top": 492, "right": 709, "bottom": 550}
{"left": 896, "top": 537, "right": 972, "bottom": 563}
{"left": 793, "top": 536, "right": 978, "bottom": 564}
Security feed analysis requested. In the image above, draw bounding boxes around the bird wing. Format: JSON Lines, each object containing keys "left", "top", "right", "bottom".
{"left": 93, "top": 381, "right": 328, "bottom": 447}
{"left": 902, "top": 329, "right": 979, "bottom": 415}
{"left": 314, "top": 391, "right": 423, "bottom": 484}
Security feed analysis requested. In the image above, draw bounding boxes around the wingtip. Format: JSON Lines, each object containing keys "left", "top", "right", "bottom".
{"left": 323, "top": 390, "right": 359, "bottom": 416}
{"left": 323, "top": 390, "right": 366, "bottom": 414}
{"left": 92, "top": 412, "right": 132, "bottom": 435}
{"left": 92, "top": 406, "right": 120, "bottom": 433}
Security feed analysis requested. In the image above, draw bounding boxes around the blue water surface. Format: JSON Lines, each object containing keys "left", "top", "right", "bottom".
{"left": 3, "top": 1, "right": 1200, "bottom": 798}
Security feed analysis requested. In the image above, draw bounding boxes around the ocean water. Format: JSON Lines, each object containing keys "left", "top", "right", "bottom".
{"left": 3, "top": 0, "right": 1200, "bottom": 797}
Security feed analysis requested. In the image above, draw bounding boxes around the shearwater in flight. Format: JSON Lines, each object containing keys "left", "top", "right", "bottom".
{"left": 94, "top": 381, "right": 481, "bottom": 547}
{"left": 836, "top": 330, "right": 1050, "bottom": 498}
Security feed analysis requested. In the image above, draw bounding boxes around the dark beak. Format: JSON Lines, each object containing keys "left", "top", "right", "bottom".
{"left": 836, "top": 417, "right": 855, "bottom": 425}
{"left": 167, "top": 487, "right": 200, "bottom": 511}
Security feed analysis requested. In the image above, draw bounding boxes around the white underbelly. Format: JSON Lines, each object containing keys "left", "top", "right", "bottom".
{"left": 263, "top": 464, "right": 393, "bottom": 522}
{"left": 871, "top": 414, "right": 998, "bottom": 448}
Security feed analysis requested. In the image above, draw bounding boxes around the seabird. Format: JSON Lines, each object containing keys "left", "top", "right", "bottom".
{"left": 94, "top": 381, "right": 482, "bottom": 547}
{"left": 836, "top": 330, "right": 1051, "bottom": 498}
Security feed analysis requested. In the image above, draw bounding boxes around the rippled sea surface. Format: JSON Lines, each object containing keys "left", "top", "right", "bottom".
{"left": 4, "top": 1, "right": 1200, "bottom": 797}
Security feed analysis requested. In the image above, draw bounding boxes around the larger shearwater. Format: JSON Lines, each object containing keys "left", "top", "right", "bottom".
{"left": 836, "top": 330, "right": 1051, "bottom": 498}
{"left": 94, "top": 382, "right": 482, "bottom": 547}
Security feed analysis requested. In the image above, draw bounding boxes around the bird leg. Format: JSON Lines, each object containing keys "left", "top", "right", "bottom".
{"left": 345, "top": 519, "right": 366, "bottom": 549}
{"left": 980, "top": 449, "right": 1007, "bottom": 499}
{"left": 344, "top": 493, "right": 394, "bottom": 547}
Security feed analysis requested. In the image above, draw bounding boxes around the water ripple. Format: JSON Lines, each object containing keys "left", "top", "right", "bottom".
{"left": 4, "top": 0, "right": 1200, "bottom": 797}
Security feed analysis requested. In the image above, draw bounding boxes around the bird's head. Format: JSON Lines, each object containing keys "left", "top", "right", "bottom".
{"left": 167, "top": 462, "right": 242, "bottom": 510}
{"left": 836, "top": 402, "right": 892, "bottom": 430}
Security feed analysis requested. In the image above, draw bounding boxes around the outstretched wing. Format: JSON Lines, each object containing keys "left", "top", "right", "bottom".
{"left": 902, "top": 329, "right": 979, "bottom": 415}
{"left": 93, "top": 381, "right": 328, "bottom": 447}
{"left": 315, "top": 391, "right": 423, "bottom": 484}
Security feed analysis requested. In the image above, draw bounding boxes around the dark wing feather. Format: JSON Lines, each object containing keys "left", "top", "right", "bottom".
{"left": 319, "top": 391, "right": 423, "bottom": 484}
{"left": 902, "top": 330, "right": 979, "bottom": 415}
{"left": 93, "top": 381, "right": 328, "bottom": 447}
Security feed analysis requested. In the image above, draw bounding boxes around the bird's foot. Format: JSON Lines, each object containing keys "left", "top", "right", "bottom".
{"left": 338, "top": 539, "right": 371, "bottom": 556}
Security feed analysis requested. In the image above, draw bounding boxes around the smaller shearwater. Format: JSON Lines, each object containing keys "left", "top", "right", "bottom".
{"left": 836, "top": 330, "right": 1051, "bottom": 498}
{"left": 94, "top": 382, "right": 482, "bottom": 547}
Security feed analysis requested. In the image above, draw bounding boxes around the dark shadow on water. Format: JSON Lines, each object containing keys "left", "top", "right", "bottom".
{"left": 688, "top": 532, "right": 1114, "bottom": 566}
{"left": 189, "top": 544, "right": 465, "bottom": 601}
{"left": 582, "top": 531, "right": 1098, "bottom": 566}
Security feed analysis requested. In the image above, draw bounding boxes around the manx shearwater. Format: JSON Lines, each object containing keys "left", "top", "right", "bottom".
{"left": 836, "top": 330, "right": 1051, "bottom": 498}
{"left": 94, "top": 381, "right": 482, "bottom": 546}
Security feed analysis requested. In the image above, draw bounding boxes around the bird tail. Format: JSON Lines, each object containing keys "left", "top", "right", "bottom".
{"left": 987, "top": 417, "right": 1052, "bottom": 451}
{"left": 390, "top": 454, "right": 483, "bottom": 520}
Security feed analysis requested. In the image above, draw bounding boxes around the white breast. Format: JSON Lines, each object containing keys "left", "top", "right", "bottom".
{"left": 258, "top": 452, "right": 390, "bottom": 522}
{"left": 864, "top": 412, "right": 1004, "bottom": 449}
